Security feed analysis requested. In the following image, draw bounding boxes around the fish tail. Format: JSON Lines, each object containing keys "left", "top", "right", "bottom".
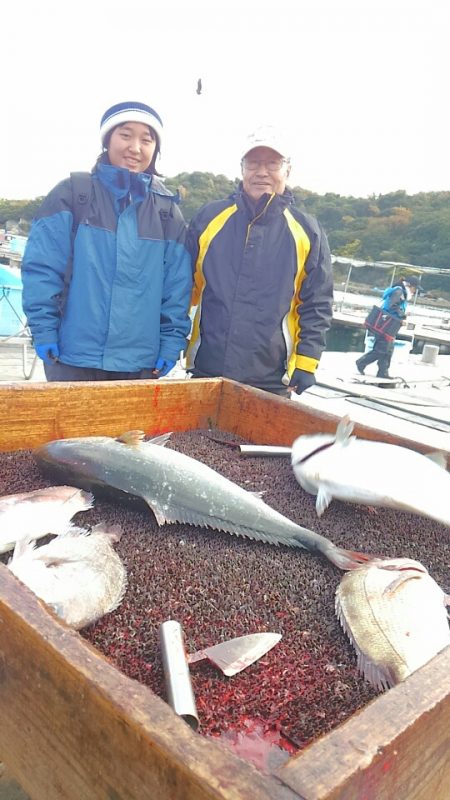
{"left": 322, "top": 545, "right": 380, "bottom": 571}
{"left": 290, "top": 527, "right": 380, "bottom": 570}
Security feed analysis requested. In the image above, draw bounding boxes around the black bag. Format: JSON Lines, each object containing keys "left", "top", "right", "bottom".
{"left": 364, "top": 305, "right": 403, "bottom": 341}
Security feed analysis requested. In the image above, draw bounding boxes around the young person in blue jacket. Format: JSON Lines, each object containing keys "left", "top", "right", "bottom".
{"left": 356, "top": 276, "right": 419, "bottom": 378}
{"left": 22, "top": 101, "right": 192, "bottom": 381}
{"left": 185, "top": 126, "right": 333, "bottom": 397}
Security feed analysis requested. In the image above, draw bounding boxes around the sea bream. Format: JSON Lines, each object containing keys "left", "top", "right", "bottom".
{"left": 8, "top": 523, "right": 127, "bottom": 630}
{"left": 291, "top": 415, "right": 450, "bottom": 525}
{"left": 335, "top": 557, "right": 450, "bottom": 690}
{"left": 34, "top": 430, "right": 373, "bottom": 571}
{"left": 0, "top": 485, "right": 94, "bottom": 554}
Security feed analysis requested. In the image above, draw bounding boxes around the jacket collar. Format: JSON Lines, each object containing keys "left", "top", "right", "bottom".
{"left": 235, "top": 184, "right": 294, "bottom": 220}
{"left": 95, "top": 161, "right": 152, "bottom": 203}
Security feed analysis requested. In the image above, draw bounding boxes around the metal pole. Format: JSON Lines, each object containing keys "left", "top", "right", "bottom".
{"left": 159, "top": 620, "right": 199, "bottom": 731}
{"left": 340, "top": 264, "right": 353, "bottom": 311}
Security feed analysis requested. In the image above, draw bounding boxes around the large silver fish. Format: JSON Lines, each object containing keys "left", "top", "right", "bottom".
{"left": 34, "top": 430, "right": 372, "bottom": 570}
{"left": 9, "top": 523, "right": 127, "bottom": 630}
{"left": 0, "top": 485, "right": 94, "bottom": 554}
{"left": 335, "top": 557, "right": 450, "bottom": 690}
{"left": 291, "top": 415, "right": 450, "bottom": 525}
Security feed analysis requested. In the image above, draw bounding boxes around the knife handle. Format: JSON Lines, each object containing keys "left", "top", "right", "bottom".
{"left": 159, "top": 620, "right": 199, "bottom": 731}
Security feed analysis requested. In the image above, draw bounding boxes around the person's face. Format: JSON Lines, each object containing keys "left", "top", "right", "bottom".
{"left": 107, "top": 122, "right": 157, "bottom": 172}
{"left": 241, "top": 146, "right": 291, "bottom": 202}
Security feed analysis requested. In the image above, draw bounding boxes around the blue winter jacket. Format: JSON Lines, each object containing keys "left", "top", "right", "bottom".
{"left": 381, "top": 285, "right": 408, "bottom": 319}
{"left": 22, "top": 163, "right": 192, "bottom": 372}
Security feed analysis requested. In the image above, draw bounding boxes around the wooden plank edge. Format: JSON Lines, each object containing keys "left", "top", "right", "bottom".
{"left": 276, "top": 645, "right": 450, "bottom": 800}
{"left": 216, "top": 380, "right": 449, "bottom": 460}
{"left": 0, "top": 566, "right": 300, "bottom": 800}
{"left": 0, "top": 379, "right": 223, "bottom": 452}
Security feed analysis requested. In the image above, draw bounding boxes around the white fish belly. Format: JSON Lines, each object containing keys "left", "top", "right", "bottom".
{"left": 9, "top": 533, "right": 126, "bottom": 629}
{"left": 0, "top": 488, "right": 93, "bottom": 553}
{"left": 300, "top": 440, "right": 450, "bottom": 524}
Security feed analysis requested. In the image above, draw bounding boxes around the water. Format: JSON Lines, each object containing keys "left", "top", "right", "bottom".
{"left": 326, "top": 324, "right": 365, "bottom": 353}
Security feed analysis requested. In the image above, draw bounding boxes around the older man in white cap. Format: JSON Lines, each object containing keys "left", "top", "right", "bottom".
{"left": 185, "top": 125, "right": 333, "bottom": 396}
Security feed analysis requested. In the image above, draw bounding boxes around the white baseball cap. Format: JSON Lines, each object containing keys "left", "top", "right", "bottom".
{"left": 241, "top": 125, "right": 291, "bottom": 161}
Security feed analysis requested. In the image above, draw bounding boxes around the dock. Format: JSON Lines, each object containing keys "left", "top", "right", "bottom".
{"left": 0, "top": 337, "right": 44, "bottom": 383}
{"left": 294, "top": 349, "right": 450, "bottom": 455}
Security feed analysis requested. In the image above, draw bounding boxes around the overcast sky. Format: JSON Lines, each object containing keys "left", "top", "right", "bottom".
{"left": 3, "top": 0, "right": 449, "bottom": 199}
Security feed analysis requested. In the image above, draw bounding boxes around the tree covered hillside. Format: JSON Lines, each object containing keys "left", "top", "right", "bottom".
{"left": 2, "top": 174, "right": 449, "bottom": 271}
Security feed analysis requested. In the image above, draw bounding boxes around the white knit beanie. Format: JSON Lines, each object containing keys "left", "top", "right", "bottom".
{"left": 100, "top": 101, "right": 163, "bottom": 148}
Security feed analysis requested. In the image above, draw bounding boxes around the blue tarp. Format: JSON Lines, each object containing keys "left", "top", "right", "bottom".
{"left": 0, "top": 265, "right": 26, "bottom": 335}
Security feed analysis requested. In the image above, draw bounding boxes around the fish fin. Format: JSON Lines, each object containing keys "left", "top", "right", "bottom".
{"left": 116, "top": 430, "right": 146, "bottom": 446}
{"left": 145, "top": 503, "right": 300, "bottom": 547}
{"left": 105, "top": 574, "right": 128, "bottom": 615}
{"left": 335, "top": 596, "right": 393, "bottom": 690}
{"left": 11, "top": 536, "right": 36, "bottom": 561}
{"left": 357, "top": 653, "right": 394, "bottom": 691}
{"left": 443, "top": 594, "right": 450, "bottom": 607}
{"left": 425, "top": 451, "right": 447, "bottom": 469}
{"left": 144, "top": 500, "right": 170, "bottom": 526}
{"left": 335, "top": 415, "right": 355, "bottom": 445}
{"left": 316, "top": 487, "right": 332, "bottom": 516}
{"left": 118, "top": 430, "right": 172, "bottom": 447}
{"left": 145, "top": 432, "right": 172, "bottom": 447}
{"left": 90, "top": 522, "right": 123, "bottom": 542}
{"left": 60, "top": 488, "right": 95, "bottom": 513}
{"left": 57, "top": 524, "right": 90, "bottom": 538}
{"left": 250, "top": 490, "right": 266, "bottom": 499}
{"left": 77, "top": 489, "right": 95, "bottom": 510}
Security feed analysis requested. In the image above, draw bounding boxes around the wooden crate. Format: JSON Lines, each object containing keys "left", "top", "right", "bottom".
{"left": 0, "top": 378, "right": 448, "bottom": 800}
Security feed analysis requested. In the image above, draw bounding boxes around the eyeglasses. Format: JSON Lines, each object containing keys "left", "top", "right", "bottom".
{"left": 242, "top": 157, "right": 288, "bottom": 172}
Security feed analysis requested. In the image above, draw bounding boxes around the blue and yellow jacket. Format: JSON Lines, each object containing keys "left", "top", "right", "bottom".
{"left": 185, "top": 187, "right": 333, "bottom": 391}
{"left": 22, "top": 162, "right": 192, "bottom": 372}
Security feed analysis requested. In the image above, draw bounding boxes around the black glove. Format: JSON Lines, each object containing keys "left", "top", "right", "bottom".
{"left": 288, "top": 369, "right": 316, "bottom": 395}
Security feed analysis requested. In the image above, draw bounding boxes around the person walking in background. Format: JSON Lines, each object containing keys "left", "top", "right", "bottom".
{"left": 22, "top": 101, "right": 192, "bottom": 381}
{"left": 185, "top": 126, "right": 333, "bottom": 396}
{"left": 355, "top": 275, "right": 419, "bottom": 378}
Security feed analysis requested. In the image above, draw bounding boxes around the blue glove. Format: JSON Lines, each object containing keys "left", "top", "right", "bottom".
{"left": 35, "top": 343, "right": 60, "bottom": 365}
{"left": 153, "top": 357, "right": 176, "bottom": 378}
{"left": 288, "top": 369, "right": 316, "bottom": 395}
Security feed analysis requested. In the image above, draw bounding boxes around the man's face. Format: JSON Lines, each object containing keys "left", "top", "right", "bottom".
{"left": 241, "top": 146, "right": 291, "bottom": 202}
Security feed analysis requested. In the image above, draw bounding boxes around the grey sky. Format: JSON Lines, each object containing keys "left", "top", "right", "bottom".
{"left": 3, "top": 0, "right": 449, "bottom": 199}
